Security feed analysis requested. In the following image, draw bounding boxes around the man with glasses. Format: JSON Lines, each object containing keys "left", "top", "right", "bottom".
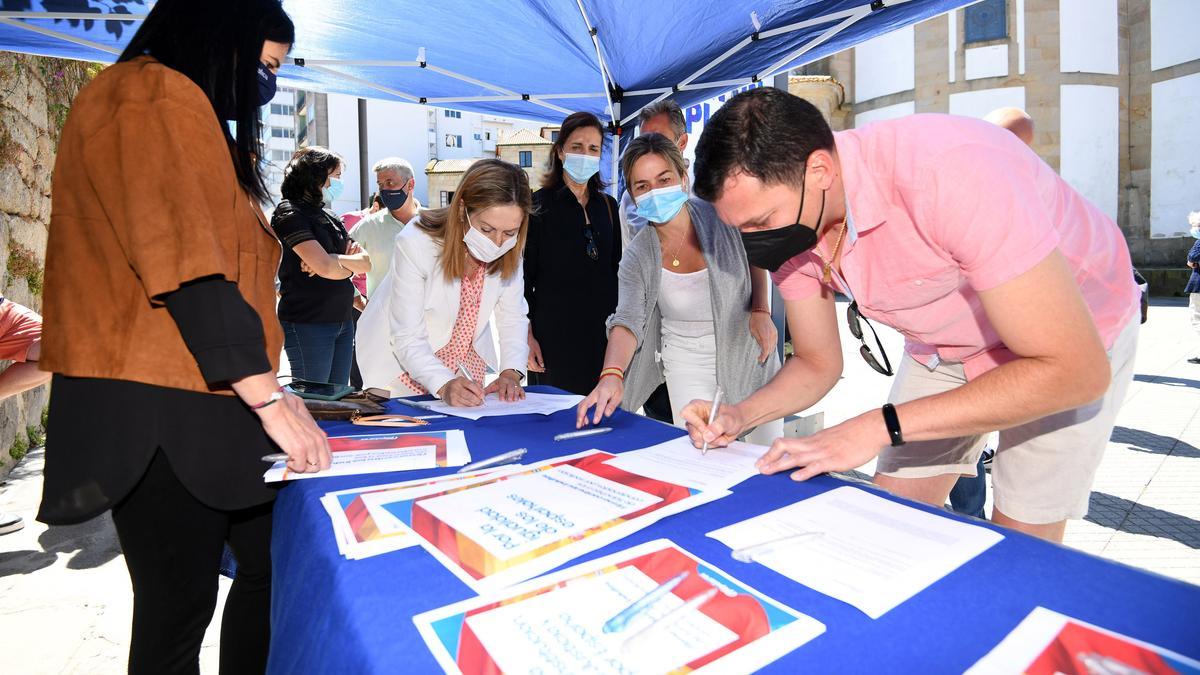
{"left": 681, "top": 88, "right": 1140, "bottom": 543}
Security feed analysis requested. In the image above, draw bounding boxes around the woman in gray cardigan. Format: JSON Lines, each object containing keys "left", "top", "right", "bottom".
{"left": 576, "top": 133, "right": 783, "bottom": 444}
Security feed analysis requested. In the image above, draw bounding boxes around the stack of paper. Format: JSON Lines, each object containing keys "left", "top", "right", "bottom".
{"left": 708, "top": 486, "right": 1004, "bottom": 619}
{"left": 414, "top": 539, "right": 826, "bottom": 674}
{"left": 264, "top": 429, "right": 470, "bottom": 482}
{"left": 968, "top": 607, "right": 1200, "bottom": 674}
{"left": 382, "top": 449, "right": 732, "bottom": 592}
{"left": 320, "top": 466, "right": 524, "bottom": 560}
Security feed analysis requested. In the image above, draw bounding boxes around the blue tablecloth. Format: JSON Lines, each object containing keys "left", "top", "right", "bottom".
{"left": 269, "top": 387, "right": 1200, "bottom": 673}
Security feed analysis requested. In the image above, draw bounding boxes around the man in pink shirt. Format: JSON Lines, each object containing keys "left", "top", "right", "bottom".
{"left": 682, "top": 88, "right": 1140, "bottom": 542}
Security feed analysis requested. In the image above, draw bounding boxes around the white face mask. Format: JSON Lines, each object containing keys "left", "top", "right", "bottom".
{"left": 463, "top": 212, "right": 518, "bottom": 263}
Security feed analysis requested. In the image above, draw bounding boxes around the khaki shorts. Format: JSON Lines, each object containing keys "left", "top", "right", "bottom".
{"left": 875, "top": 314, "right": 1139, "bottom": 524}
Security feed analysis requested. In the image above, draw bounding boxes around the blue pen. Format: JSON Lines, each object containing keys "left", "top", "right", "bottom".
{"left": 602, "top": 571, "right": 689, "bottom": 633}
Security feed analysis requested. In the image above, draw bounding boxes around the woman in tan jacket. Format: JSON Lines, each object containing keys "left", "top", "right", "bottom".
{"left": 37, "top": 1, "right": 329, "bottom": 672}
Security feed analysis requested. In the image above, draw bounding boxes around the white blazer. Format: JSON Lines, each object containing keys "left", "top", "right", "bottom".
{"left": 356, "top": 222, "right": 530, "bottom": 396}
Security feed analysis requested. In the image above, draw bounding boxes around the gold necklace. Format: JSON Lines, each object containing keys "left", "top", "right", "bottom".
{"left": 666, "top": 227, "right": 688, "bottom": 267}
{"left": 813, "top": 219, "right": 848, "bottom": 284}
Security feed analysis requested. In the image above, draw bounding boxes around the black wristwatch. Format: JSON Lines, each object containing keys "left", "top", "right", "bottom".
{"left": 881, "top": 403, "right": 905, "bottom": 446}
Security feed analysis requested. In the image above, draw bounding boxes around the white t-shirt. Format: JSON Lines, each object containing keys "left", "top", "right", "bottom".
{"left": 658, "top": 267, "right": 714, "bottom": 339}
{"left": 350, "top": 207, "right": 412, "bottom": 297}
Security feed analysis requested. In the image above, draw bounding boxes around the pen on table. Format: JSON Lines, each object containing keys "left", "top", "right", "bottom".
{"left": 701, "top": 386, "right": 724, "bottom": 456}
{"left": 622, "top": 588, "right": 720, "bottom": 649}
{"left": 554, "top": 427, "right": 613, "bottom": 442}
{"left": 457, "top": 448, "right": 527, "bottom": 474}
{"left": 602, "top": 571, "right": 688, "bottom": 633}
{"left": 395, "top": 397, "right": 434, "bottom": 411}
{"left": 731, "top": 531, "right": 824, "bottom": 563}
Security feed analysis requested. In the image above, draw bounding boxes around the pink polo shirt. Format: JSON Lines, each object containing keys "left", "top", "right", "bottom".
{"left": 773, "top": 114, "right": 1139, "bottom": 380}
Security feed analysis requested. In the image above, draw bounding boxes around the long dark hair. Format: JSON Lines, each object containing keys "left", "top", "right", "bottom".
{"left": 542, "top": 111, "right": 607, "bottom": 193}
{"left": 281, "top": 147, "right": 342, "bottom": 207}
{"left": 118, "top": 0, "right": 295, "bottom": 203}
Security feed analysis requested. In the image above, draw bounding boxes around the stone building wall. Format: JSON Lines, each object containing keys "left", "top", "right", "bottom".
{"left": 0, "top": 54, "right": 97, "bottom": 478}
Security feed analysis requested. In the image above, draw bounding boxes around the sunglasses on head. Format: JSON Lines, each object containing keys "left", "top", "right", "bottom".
{"left": 846, "top": 301, "right": 893, "bottom": 376}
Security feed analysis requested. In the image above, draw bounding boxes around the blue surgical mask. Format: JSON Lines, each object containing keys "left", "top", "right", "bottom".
{"left": 635, "top": 185, "right": 688, "bottom": 224}
{"left": 256, "top": 62, "right": 277, "bottom": 107}
{"left": 562, "top": 152, "right": 600, "bottom": 183}
{"left": 1191, "top": 227, "right": 1200, "bottom": 240}
{"left": 322, "top": 177, "right": 344, "bottom": 206}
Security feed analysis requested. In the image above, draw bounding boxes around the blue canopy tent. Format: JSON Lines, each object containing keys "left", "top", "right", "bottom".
{"left": 0, "top": 0, "right": 970, "bottom": 191}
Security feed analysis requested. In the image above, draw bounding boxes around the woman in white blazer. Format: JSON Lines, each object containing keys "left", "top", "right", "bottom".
{"left": 357, "top": 159, "right": 532, "bottom": 406}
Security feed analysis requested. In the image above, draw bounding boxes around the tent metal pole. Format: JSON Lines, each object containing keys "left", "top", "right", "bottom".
{"left": 358, "top": 98, "right": 370, "bottom": 209}
{"left": 609, "top": 100, "right": 620, "bottom": 198}
{"left": 618, "top": 1, "right": 870, "bottom": 127}
{"left": 573, "top": 0, "right": 618, "bottom": 127}
{"left": 0, "top": 11, "right": 147, "bottom": 21}
{"left": 755, "top": 7, "right": 871, "bottom": 81}
{"left": 305, "top": 64, "right": 421, "bottom": 103}
{"left": 0, "top": 17, "right": 120, "bottom": 55}
{"left": 289, "top": 59, "right": 421, "bottom": 68}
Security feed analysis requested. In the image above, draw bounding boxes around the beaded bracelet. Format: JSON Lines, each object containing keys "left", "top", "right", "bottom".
{"left": 599, "top": 367, "right": 625, "bottom": 382}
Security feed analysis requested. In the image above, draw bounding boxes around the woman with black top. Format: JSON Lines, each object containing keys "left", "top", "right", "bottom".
{"left": 37, "top": 1, "right": 330, "bottom": 673}
{"left": 524, "top": 112, "right": 621, "bottom": 395}
{"left": 272, "top": 147, "right": 371, "bottom": 386}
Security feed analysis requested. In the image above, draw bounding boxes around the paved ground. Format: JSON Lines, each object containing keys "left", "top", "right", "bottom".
{"left": 0, "top": 298, "right": 1196, "bottom": 672}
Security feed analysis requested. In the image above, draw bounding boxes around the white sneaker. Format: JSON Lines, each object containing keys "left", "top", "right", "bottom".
{"left": 0, "top": 512, "right": 24, "bottom": 535}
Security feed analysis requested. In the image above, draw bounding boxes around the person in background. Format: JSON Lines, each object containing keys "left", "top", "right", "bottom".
{"left": 982, "top": 107, "right": 1035, "bottom": 146}
{"left": 685, "top": 88, "right": 1139, "bottom": 543}
{"left": 1187, "top": 212, "right": 1200, "bottom": 364}
{"left": 37, "top": 1, "right": 331, "bottom": 671}
{"left": 0, "top": 295, "right": 51, "bottom": 535}
{"left": 946, "top": 106, "right": 1038, "bottom": 519}
{"left": 351, "top": 157, "right": 422, "bottom": 299}
{"left": 340, "top": 191, "right": 382, "bottom": 232}
{"left": 356, "top": 159, "right": 531, "bottom": 406}
{"left": 272, "top": 147, "right": 371, "bottom": 386}
{"left": 339, "top": 193, "right": 380, "bottom": 389}
{"left": 524, "top": 112, "right": 621, "bottom": 395}
{"left": 577, "top": 134, "right": 782, "bottom": 443}
{"left": 619, "top": 100, "right": 692, "bottom": 248}
{"left": 617, "top": 100, "right": 690, "bottom": 424}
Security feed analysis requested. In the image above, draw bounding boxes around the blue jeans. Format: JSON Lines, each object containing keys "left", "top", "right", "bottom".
{"left": 949, "top": 454, "right": 987, "bottom": 519}
{"left": 281, "top": 319, "right": 356, "bottom": 386}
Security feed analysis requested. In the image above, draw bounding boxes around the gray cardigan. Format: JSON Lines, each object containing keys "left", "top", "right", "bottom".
{"left": 607, "top": 197, "right": 781, "bottom": 416}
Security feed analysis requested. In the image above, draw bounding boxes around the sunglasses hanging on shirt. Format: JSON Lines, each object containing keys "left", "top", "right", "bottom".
{"left": 846, "top": 301, "right": 893, "bottom": 376}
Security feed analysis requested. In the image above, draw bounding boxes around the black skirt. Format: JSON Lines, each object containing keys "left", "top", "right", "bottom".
{"left": 37, "top": 375, "right": 279, "bottom": 525}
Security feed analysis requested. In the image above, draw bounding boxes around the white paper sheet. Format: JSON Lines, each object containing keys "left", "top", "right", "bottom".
{"left": 417, "top": 463, "right": 665, "bottom": 560}
{"left": 401, "top": 449, "right": 730, "bottom": 593}
{"left": 707, "top": 486, "right": 1004, "bottom": 619}
{"left": 419, "top": 391, "right": 583, "bottom": 420}
{"left": 604, "top": 436, "right": 766, "bottom": 491}
{"left": 413, "top": 539, "right": 826, "bottom": 675}
{"left": 263, "top": 429, "right": 470, "bottom": 482}
{"left": 967, "top": 607, "right": 1200, "bottom": 674}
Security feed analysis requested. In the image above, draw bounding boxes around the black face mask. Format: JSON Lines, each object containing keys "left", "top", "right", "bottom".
{"left": 740, "top": 178, "right": 826, "bottom": 273}
{"left": 379, "top": 187, "right": 408, "bottom": 212}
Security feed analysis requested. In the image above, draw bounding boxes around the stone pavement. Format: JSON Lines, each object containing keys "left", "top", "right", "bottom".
{"left": 0, "top": 299, "right": 1196, "bottom": 673}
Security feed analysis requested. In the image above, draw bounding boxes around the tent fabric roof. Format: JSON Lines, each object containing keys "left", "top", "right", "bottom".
{"left": 496, "top": 129, "right": 553, "bottom": 147}
{"left": 0, "top": 0, "right": 969, "bottom": 128}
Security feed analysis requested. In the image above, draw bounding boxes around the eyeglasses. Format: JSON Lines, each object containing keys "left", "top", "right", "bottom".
{"left": 584, "top": 225, "right": 598, "bottom": 261}
{"left": 846, "top": 301, "right": 893, "bottom": 376}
